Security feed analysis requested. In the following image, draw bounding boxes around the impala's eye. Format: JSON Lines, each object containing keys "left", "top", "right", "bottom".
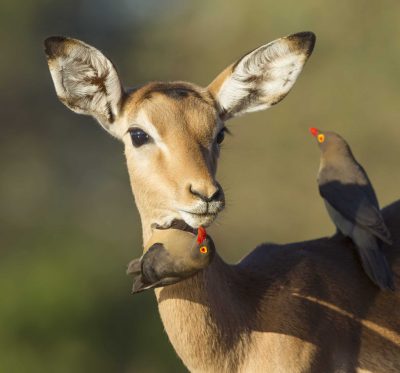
{"left": 216, "top": 128, "right": 226, "bottom": 145}
{"left": 129, "top": 128, "right": 151, "bottom": 147}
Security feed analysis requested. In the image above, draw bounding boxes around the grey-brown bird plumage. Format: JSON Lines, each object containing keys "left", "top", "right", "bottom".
{"left": 310, "top": 128, "right": 394, "bottom": 290}
{"left": 127, "top": 228, "right": 215, "bottom": 294}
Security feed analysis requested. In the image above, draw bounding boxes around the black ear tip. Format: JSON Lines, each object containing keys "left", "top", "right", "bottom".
{"left": 290, "top": 31, "right": 316, "bottom": 42}
{"left": 288, "top": 31, "right": 316, "bottom": 55}
{"left": 44, "top": 36, "right": 67, "bottom": 58}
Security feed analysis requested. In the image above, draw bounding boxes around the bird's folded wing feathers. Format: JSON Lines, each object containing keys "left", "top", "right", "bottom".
{"left": 127, "top": 258, "right": 142, "bottom": 276}
{"left": 319, "top": 181, "right": 392, "bottom": 244}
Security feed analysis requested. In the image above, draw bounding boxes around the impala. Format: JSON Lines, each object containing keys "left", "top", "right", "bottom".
{"left": 45, "top": 32, "right": 400, "bottom": 372}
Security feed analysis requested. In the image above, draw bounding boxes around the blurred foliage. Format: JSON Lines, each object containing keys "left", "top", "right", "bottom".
{"left": 1, "top": 0, "right": 400, "bottom": 371}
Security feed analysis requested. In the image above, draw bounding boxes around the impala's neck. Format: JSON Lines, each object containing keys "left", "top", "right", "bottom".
{"left": 154, "top": 255, "right": 252, "bottom": 372}
{"left": 138, "top": 212, "right": 254, "bottom": 370}
{"left": 139, "top": 213, "right": 154, "bottom": 245}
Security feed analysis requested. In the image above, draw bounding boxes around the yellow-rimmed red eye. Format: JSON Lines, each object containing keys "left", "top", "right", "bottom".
{"left": 317, "top": 134, "right": 325, "bottom": 143}
{"left": 199, "top": 246, "right": 208, "bottom": 254}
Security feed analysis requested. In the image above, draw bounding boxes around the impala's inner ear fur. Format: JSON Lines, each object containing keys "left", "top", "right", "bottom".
{"left": 44, "top": 36, "right": 124, "bottom": 136}
{"left": 208, "top": 32, "right": 316, "bottom": 120}
{"left": 44, "top": 32, "right": 315, "bottom": 133}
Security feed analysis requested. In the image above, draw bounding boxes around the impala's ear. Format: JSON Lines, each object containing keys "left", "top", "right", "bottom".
{"left": 208, "top": 32, "right": 316, "bottom": 121}
{"left": 44, "top": 36, "right": 124, "bottom": 137}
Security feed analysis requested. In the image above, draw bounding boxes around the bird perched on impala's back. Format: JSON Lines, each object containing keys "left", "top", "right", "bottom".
{"left": 309, "top": 127, "right": 394, "bottom": 290}
{"left": 127, "top": 226, "right": 215, "bottom": 294}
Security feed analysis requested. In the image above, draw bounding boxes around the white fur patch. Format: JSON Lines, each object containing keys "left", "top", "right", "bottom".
{"left": 48, "top": 39, "right": 123, "bottom": 133}
{"left": 123, "top": 110, "right": 170, "bottom": 155}
{"left": 216, "top": 37, "right": 309, "bottom": 119}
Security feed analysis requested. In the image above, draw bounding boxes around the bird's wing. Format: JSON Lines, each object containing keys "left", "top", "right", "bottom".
{"left": 126, "top": 258, "right": 142, "bottom": 276}
{"left": 132, "top": 277, "right": 184, "bottom": 294}
{"left": 319, "top": 181, "right": 392, "bottom": 244}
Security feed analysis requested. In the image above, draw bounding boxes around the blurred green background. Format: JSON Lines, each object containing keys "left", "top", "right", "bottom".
{"left": 1, "top": 0, "right": 400, "bottom": 371}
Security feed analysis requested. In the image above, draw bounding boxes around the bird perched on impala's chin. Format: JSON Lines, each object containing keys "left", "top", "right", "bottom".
{"left": 127, "top": 226, "right": 215, "bottom": 294}
{"left": 309, "top": 127, "right": 394, "bottom": 290}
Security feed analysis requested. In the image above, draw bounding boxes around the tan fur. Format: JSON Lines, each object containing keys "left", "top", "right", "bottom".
{"left": 120, "top": 82, "right": 224, "bottom": 237}
{"left": 42, "top": 33, "right": 400, "bottom": 372}
{"left": 155, "top": 215, "right": 400, "bottom": 372}
{"left": 208, "top": 64, "right": 234, "bottom": 99}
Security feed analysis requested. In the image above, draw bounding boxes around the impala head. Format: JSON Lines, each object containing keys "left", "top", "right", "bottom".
{"left": 44, "top": 32, "right": 315, "bottom": 242}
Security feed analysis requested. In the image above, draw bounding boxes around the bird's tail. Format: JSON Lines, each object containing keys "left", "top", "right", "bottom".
{"left": 357, "top": 242, "right": 395, "bottom": 291}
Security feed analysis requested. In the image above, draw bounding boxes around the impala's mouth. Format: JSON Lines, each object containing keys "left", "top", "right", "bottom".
{"left": 151, "top": 201, "right": 223, "bottom": 232}
{"left": 152, "top": 210, "right": 218, "bottom": 233}
{"left": 180, "top": 210, "right": 218, "bottom": 218}
{"left": 178, "top": 210, "right": 218, "bottom": 228}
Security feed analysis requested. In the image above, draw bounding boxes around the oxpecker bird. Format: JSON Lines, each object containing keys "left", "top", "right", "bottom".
{"left": 127, "top": 227, "right": 215, "bottom": 294}
{"left": 309, "top": 127, "right": 394, "bottom": 290}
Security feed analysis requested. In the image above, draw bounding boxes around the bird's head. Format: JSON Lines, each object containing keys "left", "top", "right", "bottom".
{"left": 190, "top": 226, "right": 215, "bottom": 268}
{"left": 127, "top": 227, "right": 215, "bottom": 294}
{"left": 145, "top": 226, "right": 215, "bottom": 269}
{"left": 309, "top": 127, "right": 350, "bottom": 155}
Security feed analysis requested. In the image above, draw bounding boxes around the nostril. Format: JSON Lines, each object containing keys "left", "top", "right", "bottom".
{"left": 189, "top": 185, "right": 206, "bottom": 201}
{"left": 188, "top": 184, "right": 197, "bottom": 197}
{"left": 189, "top": 184, "right": 221, "bottom": 202}
{"left": 209, "top": 187, "right": 221, "bottom": 202}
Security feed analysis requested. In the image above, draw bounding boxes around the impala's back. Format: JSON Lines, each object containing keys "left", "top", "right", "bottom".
{"left": 236, "top": 203, "right": 400, "bottom": 372}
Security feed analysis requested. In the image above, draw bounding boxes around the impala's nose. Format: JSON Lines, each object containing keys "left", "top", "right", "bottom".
{"left": 188, "top": 183, "right": 222, "bottom": 203}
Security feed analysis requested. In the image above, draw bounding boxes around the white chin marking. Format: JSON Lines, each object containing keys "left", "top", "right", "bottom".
{"left": 153, "top": 216, "right": 176, "bottom": 229}
{"left": 179, "top": 211, "right": 217, "bottom": 228}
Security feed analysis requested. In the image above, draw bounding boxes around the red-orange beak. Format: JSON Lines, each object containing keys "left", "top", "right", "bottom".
{"left": 309, "top": 127, "right": 319, "bottom": 137}
{"left": 197, "top": 226, "right": 207, "bottom": 244}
